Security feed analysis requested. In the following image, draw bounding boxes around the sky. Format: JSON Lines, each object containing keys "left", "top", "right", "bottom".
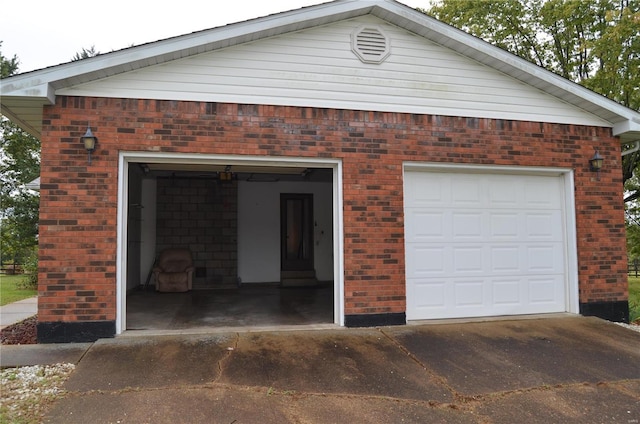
{"left": 1, "top": 0, "right": 431, "bottom": 74}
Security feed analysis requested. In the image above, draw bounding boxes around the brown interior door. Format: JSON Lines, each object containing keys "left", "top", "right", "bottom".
{"left": 281, "top": 194, "right": 314, "bottom": 271}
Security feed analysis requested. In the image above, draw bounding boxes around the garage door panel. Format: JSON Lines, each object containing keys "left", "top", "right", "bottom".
{"left": 454, "top": 280, "right": 485, "bottom": 306}
{"left": 406, "top": 245, "right": 447, "bottom": 277}
{"left": 407, "top": 279, "right": 447, "bottom": 311}
{"left": 404, "top": 172, "right": 448, "bottom": 207}
{"left": 452, "top": 246, "right": 485, "bottom": 273}
{"left": 492, "top": 279, "right": 521, "bottom": 306}
{"left": 490, "top": 245, "right": 521, "bottom": 273}
{"left": 407, "top": 210, "right": 563, "bottom": 243}
{"left": 452, "top": 212, "right": 483, "bottom": 239}
{"left": 407, "top": 276, "right": 565, "bottom": 320}
{"left": 523, "top": 179, "right": 563, "bottom": 208}
{"left": 451, "top": 177, "right": 483, "bottom": 207}
{"left": 405, "top": 170, "right": 569, "bottom": 320}
{"left": 405, "top": 210, "right": 447, "bottom": 242}
{"left": 488, "top": 178, "right": 520, "bottom": 207}
{"left": 526, "top": 244, "right": 564, "bottom": 274}
{"left": 526, "top": 211, "right": 563, "bottom": 240}
{"left": 529, "top": 276, "right": 564, "bottom": 305}
{"left": 490, "top": 213, "right": 520, "bottom": 239}
{"left": 409, "top": 242, "right": 564, "bottom": 277}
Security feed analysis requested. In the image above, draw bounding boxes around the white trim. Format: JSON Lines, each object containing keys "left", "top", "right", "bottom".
{"left": 120, "top": 151, "right": 339, "bottom": 168}
{"left": 116, "top": 153, "right": 128, "bottom": 334}
{"left": 334, "top": 161, "right": 345, "bottom": 326}
{"left": 562, "top": 170, "right": 579, "bottom": 314}
{"left": 116, "top": 151, "right": 344, "bottom": 334}
{"left": 403, "top": 162, "right": 569, "bottom": 176}
{"left": 402, "top": 162, "right": 579, "bottom": 318}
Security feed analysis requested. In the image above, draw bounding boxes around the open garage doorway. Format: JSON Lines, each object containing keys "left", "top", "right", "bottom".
{"left": 117, "top": 153, "right": 344, "bottom": 334}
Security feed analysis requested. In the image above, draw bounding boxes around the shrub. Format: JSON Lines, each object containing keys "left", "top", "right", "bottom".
{"left": 18, "top": 247, "right": 38, "bottom": 290}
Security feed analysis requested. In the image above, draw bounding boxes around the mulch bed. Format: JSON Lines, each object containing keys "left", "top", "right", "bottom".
{"left": 0, "top": 315, "right": 37, "bottom": 345}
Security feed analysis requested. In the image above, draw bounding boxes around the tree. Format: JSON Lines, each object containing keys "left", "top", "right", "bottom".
{"left": 423, "top": 0, "right": 640, "bottom": 259}
{"left": 0, "top": 42, "right": 19, "bottom": 77}
{"left": 1, "top": 43, "right": 101, "bottom": 269}
{"left": 1, "top": 43, "right": 40, "bottom": 267}
{"left": 627, "top": 177, "right": 640, "bottom": 257}
{"left": 71, "top": 45, "right": 100, "bottom": 61}
{"left": 424, "top": 0, "right": 639, "bottom": 108}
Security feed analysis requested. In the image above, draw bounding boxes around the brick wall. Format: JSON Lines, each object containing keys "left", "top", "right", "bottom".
{"left": 37, "top": 96, "right": 628, "bottom": 329}
{"left": 156, "top": 177, "right": 238, "bottom": 287}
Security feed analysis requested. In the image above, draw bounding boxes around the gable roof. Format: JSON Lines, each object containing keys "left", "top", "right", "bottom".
{"left": 1, "top": 0, "right": 639, "bottom": 143}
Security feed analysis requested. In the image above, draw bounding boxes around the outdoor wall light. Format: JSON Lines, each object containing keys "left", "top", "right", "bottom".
{"left": 81, "top": 127, "right": 98, "bottom": 164}
{"left": 589, "top": 149, "right": 603, "bottom": 179}
{"left": 218, "top": 165, "right": 233, "bottom": 182}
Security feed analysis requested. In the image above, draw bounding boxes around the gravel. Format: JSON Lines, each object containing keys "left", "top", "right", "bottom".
{"left": 615, "top": 321, "right": 640, "bottom": 333}
{"left": 0, "top": 363, "right": 75, "bottom": 423}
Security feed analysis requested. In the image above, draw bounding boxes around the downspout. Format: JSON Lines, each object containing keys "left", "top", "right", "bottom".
{"left": 622, "top": 140, "right": 640, "bottom": 157}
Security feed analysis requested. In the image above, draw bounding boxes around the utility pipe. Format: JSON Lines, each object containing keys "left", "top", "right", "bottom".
{"left": 622, "top": 140, "right": 640, "bottom": 157}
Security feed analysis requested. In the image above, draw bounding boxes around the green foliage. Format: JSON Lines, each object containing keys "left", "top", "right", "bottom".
{"left": 71, "top": 45, "right": 100, "bottom": 61}
{"left": 0, "top": 41, "right": 19, "bottom": 78}
{"left": 426, "top": 0, "right": 640, "bottom": 110}
{"left": 19, "top": 246, "right": 38, "bottom": 290}
{"left": 0, "top": 118, "right": 41, "bottom": 266}
{"left": 0, "top": 274, "right": 36, "bottom": 306}
{"left": 421, "top": 1, "right": 546, "bottom": 68}
{"left": 584, "top": 2, "right": 640, "bottom": 112}
{"left": 1, "top": 43, "right": 41, "bottom": 269}
{"left": 1, "top": 42, "right": 101, "bottom": 273}
{"left": 626, "top": 172, "right": 640, "bottom": 263}
{"left": 629, "top": 276, "right": 640, "bottom": 322}
{"left": 424, "top": 0, "right": 640, "bottom": 271}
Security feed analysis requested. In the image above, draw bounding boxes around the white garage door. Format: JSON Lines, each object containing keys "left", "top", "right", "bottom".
{"left": 404, "top": 170, "right": 568, "bottom": 320}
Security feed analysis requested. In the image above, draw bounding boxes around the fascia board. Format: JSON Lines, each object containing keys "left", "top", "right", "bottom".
{"left": 1, "top": 77, "right": 55, "bottom": 103}
{"left": 377, "top": 1, "right": 640, "bottom": 132}
{"left": 3, "top": 1, "right": 377, "bottom": 95}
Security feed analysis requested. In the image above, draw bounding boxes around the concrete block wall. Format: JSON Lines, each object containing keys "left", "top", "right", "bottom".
{"left": 156, "top": 177, "right": 238, "bottom": 288}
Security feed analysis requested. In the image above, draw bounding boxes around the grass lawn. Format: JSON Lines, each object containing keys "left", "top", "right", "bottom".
{"left": 0, "top": 274, "right": 37, "bottom": 306}
{"left": 629, "top": 276, "right": 640, "bottom": 323}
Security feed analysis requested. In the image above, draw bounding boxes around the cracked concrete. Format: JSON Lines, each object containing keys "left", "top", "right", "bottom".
{"left": 34, "top": 316, "right": 640, "bottom": 423}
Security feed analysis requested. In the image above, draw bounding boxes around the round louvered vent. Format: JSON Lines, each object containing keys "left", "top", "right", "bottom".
{"left": 351, "top": 25, "right": 390, "bottom": 64}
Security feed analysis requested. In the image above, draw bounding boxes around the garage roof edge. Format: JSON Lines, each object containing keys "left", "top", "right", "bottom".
{"left": 1, "top": 0, "right": 639, "bottom": 141}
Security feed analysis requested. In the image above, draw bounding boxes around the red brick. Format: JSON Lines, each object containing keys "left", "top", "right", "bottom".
{"left": 37, "top": 96, "right": 627, "bottom": 322}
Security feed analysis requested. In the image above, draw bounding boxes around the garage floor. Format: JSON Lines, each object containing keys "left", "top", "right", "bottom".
{"left": 125, "top": 284, "right": 334, "bottom": 332}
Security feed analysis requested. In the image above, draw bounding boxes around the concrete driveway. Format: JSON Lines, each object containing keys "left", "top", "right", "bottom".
{"left": 39, "top": 316, "right": 640, "bottom": 423}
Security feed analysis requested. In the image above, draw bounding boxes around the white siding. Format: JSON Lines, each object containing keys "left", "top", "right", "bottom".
{"left": 57, "top": 16, "right": 610, "bottom": 127}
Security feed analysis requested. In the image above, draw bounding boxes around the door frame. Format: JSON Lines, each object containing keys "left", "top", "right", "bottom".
{"left": 116, "top": 152, "right": 344, "bottom": 334}
{"left": 280, "top": 193, "right": 314, "bottom": 272}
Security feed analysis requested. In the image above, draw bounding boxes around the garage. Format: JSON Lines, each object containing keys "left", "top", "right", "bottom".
{"left": 404, "top": 165, "right": 578, "bottom": 321}
{"left": 116, "top": 152, "right": 345, "bottom": 334}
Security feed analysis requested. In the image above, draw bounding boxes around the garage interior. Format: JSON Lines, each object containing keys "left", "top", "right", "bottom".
{"left": 124, "top": 162, "right": 336, "bottom": 331}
